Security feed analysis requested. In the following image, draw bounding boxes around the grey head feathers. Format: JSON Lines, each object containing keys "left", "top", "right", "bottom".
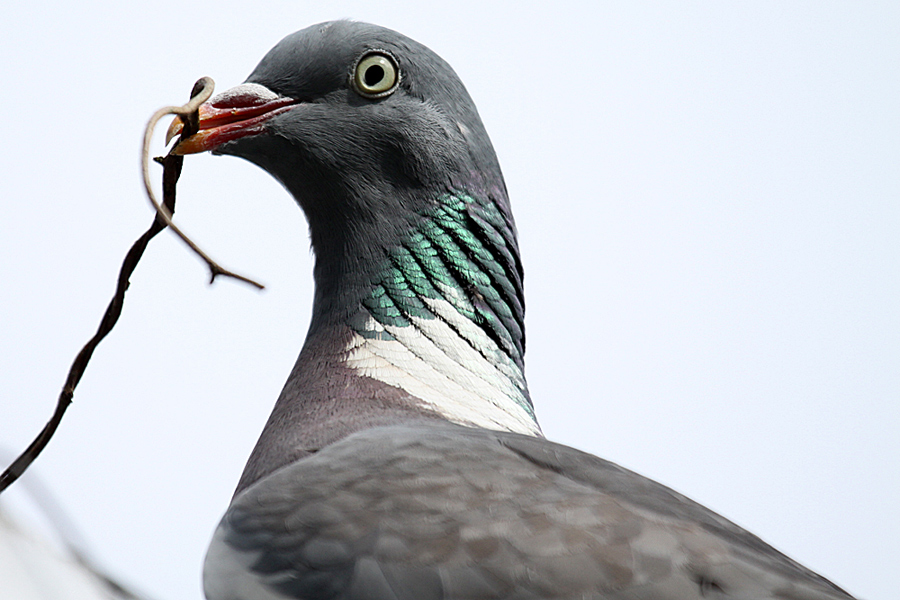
{"left": 223, "top": 20, "right": 508, "bottom": 262}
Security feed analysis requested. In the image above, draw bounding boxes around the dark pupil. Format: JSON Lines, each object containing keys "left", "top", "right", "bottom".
{"left": 364, "top": 65, "right": 385, "bottom": 87}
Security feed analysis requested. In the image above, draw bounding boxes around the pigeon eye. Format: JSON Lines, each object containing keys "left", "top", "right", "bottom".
{"left": 352, "top": 51, "right": 399, "bottom": 98}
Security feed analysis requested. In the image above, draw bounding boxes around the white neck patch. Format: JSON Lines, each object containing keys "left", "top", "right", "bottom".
{"left": 342, "top": 298, "right": 541, "bottom": 437}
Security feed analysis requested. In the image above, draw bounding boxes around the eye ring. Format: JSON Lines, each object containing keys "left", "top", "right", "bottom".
{"left": 352, "top": 50, "right": 400, "bottom": 98}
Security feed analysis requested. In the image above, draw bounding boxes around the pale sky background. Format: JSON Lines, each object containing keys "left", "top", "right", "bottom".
{"left": 0, "top": 2, "right": 897, "bottom": 599}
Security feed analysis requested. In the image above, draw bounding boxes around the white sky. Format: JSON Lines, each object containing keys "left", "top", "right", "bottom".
{"left": 1, "top": 2, "right": 897, "bottom": 599}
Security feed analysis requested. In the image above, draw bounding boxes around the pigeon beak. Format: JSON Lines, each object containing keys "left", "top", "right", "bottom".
{"left": 168, "top": 83, "right": 297, "bottom": 155}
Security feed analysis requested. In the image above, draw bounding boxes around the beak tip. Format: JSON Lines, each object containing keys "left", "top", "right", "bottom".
{"left": 165, "top": 116, "right": 184, "bottom": 146}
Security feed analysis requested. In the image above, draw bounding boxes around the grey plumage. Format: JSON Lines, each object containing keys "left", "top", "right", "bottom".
{"left": 174, "top": 20, "right": 856, "bottom": 600}
{"left": 205, "top": 424, "right": 852, "bottom": 600}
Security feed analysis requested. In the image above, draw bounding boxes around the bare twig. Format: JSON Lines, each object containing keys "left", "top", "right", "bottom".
{"left": 0, "top": 77, "right": 261, "bottom": 494}
{"left": 142, "top": 77, "right": 265, "bottom": 290}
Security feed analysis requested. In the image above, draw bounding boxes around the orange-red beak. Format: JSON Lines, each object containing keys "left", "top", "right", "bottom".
{"left": 168, "top": 83, "right": 297, "bottom": 155}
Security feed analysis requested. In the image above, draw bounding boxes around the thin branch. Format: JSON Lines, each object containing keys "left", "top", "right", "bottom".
{"left": 142, "top": 77, "right": 265, "bottom": 290}
{"left": 0, "top": 77, "right": 260, "bottom": 494}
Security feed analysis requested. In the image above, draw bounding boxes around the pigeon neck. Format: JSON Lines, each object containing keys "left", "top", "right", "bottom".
{"left": 306, "top": 190, "right": 541, "bottom": 437}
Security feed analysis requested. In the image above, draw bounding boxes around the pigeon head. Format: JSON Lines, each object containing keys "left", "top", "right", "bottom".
{"left": 176, "top": 21, "right": 504, "bottom": 241}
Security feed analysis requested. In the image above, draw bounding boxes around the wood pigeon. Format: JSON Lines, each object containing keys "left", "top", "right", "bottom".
{"left": 172, "top": 20, "right": 856, "bottom": 600}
